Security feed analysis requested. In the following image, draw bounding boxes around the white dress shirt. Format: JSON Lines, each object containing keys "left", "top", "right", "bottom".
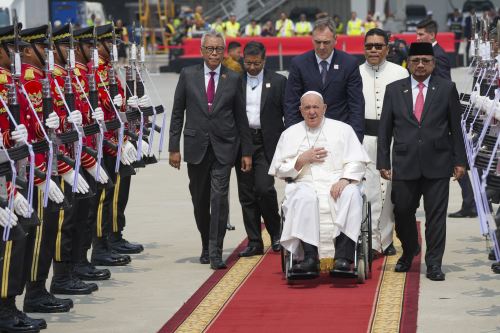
{"left": 246, "top": 70, "right": 264, "bottom": 129}
{"left": 411, "top": 75, "right": 430, "bottom": 110}
{"left": 315, "top": 50, "right": 334, "bottom": 71}
{"left": 204, "top": 63, "right": 221, "bottom": 92}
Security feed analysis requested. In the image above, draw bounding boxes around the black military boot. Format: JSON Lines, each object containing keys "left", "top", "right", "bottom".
{"left": 23, "top": 281, "right": 73, "bottom": 313}
{"left": 109, "top": 232, "right": 144, "bottom": 254}
{"left": 0, "top": 297, "right": 40, "bottom": 332}
{"left": 91, "top": 237, "right": 131, "bottom": 266}
{"left": 74, "top": 258, "right": 111, "bottom": 281}
{"left": 4, "top": 296, "right": 46, "bottom": 330}
{"left": 50, "top": 262, "right": 98, "bottom": 295}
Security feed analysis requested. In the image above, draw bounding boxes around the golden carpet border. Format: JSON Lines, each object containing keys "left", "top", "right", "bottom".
{"left": 369, "top": 237, "right": 407, "bottom": 333}
{"left": 174, "top": 231, "right": 271, "bottom": 333}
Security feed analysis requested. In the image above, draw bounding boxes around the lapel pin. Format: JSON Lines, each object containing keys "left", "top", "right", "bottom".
{"left": 404, "top": 89, "right": 409, "bottom": 93}
{"left": 266, "top": 83, "right": 271, "bottom": 88}
{"left": 333, "top": 64, "right": 339, "bottom": 69}
{"left": 432, "top": 86, "right": 435, "bottom": 90}
{"left": 221, "top": 74, "right": 226, "bottom": 79}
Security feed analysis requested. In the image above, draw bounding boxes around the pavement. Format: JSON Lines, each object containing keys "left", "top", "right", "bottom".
{"left": 16, "top": 68, "right": 500, "bottom": 333}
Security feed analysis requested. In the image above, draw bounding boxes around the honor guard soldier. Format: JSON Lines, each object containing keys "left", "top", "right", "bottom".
{"left": 19, "top": 24, "right": 74, "bottom": 313}
{"left": 0, "top": 23, "right": 48, "bottom": 332}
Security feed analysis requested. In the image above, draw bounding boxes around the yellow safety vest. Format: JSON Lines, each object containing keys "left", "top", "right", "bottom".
{"left": 295, "top": 21, "right": 312, "bottom": 36}
{"left": 212, "top": 22, "right": 225, "bottom": 35}
{"left": 224, "top": 21, "right": 240, "bottom": 37}
{"left": 245, "top": 24, "right": 261, "bottom": 36}
{"left": 364, "top": 21, "right": 377, "bottom": 33}
{"left": 276, "top": 19, "right": 294, "bottom": 37}
{"left": 347, "top": 19, "right": 362, "bottom": 36}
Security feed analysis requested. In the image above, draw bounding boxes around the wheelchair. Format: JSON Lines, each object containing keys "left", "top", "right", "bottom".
{"left": 280, "top": 194, "right": 373, "bottom": 284}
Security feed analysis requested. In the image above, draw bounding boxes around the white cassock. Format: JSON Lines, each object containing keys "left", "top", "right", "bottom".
{"left": 269, "top": 119, "right": 370, "bottom": 261}
{"left": 360, "top": 60, "right": 409, "bottom": 252}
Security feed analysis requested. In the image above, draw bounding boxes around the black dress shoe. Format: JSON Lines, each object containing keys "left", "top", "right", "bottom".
{"left": 383, "top": 243, "right": 397, "bottom": 256}
{"left": 74, "top": 262, "right": 111, "bottom": 281}
{"left": 448, "top": 209, "right": 478, "bottom": 218}
{"left": 0, "top": 314, "right": 40, "bottom": 333}
{"left": 426, "top": 265, "right": 445, "bottom": 281}
{"left": 333, "top": 258, "right": 351, "bottom": 271}
{"left": 394, "top": 256, "right": 413, "bottom": 272}
{"left": 7, "top": 306, "right": 47, "bottom": 330}
{"left": 238, "top": 246, "right": 264, "bottom": 257}
{"left": 291, "top": 257, "right": 319, "bottom": 273}
{"left": 91, "top": 250, "right": 131, "bottom": 266}
{"left": 199, "top": 249, "right": 209, "bottom": 264}
{"left": 109, "top": 238, "right": 144, "bottom": 254}
{"left": 271, "top": 237, "right": 281, "bottom": 252}
{"left": 492, "top": 262, "right": 500, "bottom": 274}
{"left": 210, "top": 259, "right": 227, "bottom": 270}
{"left": 50, "top": 276, "right": 98, "bottom": 295}
{"left": 23, "top": 293, "right": 72, "bottom": 314}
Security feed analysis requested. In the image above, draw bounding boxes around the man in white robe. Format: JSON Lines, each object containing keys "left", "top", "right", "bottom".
{"left": 269, "top": 91, "right": 370, "bottom": 273}
{"left": 360, "top": 28, "right": 409, "bottom": 255}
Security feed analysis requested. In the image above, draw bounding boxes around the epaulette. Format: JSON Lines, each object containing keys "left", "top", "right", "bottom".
{"left": 24, "top": 68, "right": 34, "bottom": 81}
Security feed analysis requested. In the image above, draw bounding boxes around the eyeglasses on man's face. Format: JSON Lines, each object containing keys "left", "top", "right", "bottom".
{"left": 409, "top": 57, "right": 433, "bottom": 65}
{"left": 202, "top": 46, "right": 225, "bottom": 54}
{"left": 364, "top": 43, "right": 386, "bottom": 50}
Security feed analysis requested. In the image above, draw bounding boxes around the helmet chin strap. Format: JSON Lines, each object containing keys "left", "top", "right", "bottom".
{"left": 78, "top": 43, "right": 89, "bottom": 64}
{"left": 55, "top": 44, "right": 66, "bottom": 67}
{"left": 30, "top": 43, "right": 45, "bottom": 68}
{"left": 101, "top": 41, "right": 111, "bottom": 60}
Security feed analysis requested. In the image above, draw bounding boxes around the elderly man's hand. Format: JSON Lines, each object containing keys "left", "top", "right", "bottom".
{"left": 241, "top": 156, "right": 252, "bottom": 172}
{"left": 330, "top": 178, "right": 350, "bottom": 200}
{"left": 380, "top": 169, "right": 392, "bottom": 180}
{"left": 453, "top": 166, "right": 466, "bottom": 180}
{"left": 301, "top": 147, "right": 328, "bottom": 164}
{"left": 169, "top": 152, "right": 181, "bottom": 169}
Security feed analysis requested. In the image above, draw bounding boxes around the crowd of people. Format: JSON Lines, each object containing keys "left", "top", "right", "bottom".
{"left": 0, "top": 20, "right": 160, "bottom": 332}
{"left": 168, "top": 14, "right": 499, "bottom": 283}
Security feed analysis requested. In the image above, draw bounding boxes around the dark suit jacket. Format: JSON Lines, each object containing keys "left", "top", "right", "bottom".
{"left": 169, "top": 64, "right": 252, "bottom": 165}
{"left": 284, "top": 49, "right": 365, "bottom": 141}
{"left": 377, "top": 75, "right": 466, "bottom": 180}
{"left": 432, "top": 43, "right": 451, "bottom": 81}
{"left": 242, "top": 69, "right": 286, "bottom": 162}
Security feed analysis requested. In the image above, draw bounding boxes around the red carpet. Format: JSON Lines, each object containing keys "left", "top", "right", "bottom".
{"left": 159, "top": 233, "right": 422, "bottom": 333}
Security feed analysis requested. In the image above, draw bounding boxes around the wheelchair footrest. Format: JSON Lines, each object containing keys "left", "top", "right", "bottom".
{"left": 286, "top": 271, "right": 320, "bottom": 280}
{"left": 329, "top": 269, "right": 358, "bottom": 278}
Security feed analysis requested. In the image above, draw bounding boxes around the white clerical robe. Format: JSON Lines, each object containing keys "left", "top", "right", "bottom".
{"left": 360, "top": 60, "right": 409, "bottom": 251}
{"left": 269, "top": 119, "right": 370, "bottom": 261}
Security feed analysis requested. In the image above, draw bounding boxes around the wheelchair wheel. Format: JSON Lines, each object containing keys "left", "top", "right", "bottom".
{"left": 357, "top": 258, "right": 366, "bottom": 284}
{"left": 366, "top": 201, "right": 373, "bottom": 274}
{"left": 281, "top": 247, "right": 286, "bottom": 273}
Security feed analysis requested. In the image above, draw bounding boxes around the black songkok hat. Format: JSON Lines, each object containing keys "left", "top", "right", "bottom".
{"left": 74, "top": 26, "right": 94, "bottom": 44}
{"left": 53, "top": 24, "right": 71, "bottom": 44}
{"left": 0, "top": 23, "right": 29, "bottom": 46}
{"left": 408, "top": 42, "right": 434, "bottom": 57}
{"left": 95, "top": 24, "right": 122, "bottom": 43}
{"left": 20, "top": 24, "right": 49, "bottom": 45}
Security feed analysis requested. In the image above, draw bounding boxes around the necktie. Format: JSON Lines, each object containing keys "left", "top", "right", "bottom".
{"left": 207, "top": 71, "right": 215, "bottom": 111}
{"left": 414, "top": 82, "right": 425, "bottom": 122}
{"left": 320, "top": 60, "right": 328, "bottom": 85}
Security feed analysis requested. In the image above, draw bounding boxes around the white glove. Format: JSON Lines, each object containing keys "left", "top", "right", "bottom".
{"left": 470, "top": 90, "right": 479, "bottom": 104}
{"left": 113, "top": 94, "right": 123, "bottom": 108}
{"left": 37, "top": 179, "right": 64, "bottom": 204}
{"left": 120, "top": 141, "right": 137, "bottom": 165}
{"left": 67, "top": 110, "right": 83, "bottom": 126}
{"left": 0, "top": 207, "right": 18, "bottom": 228}
{"left": 86, "top": 164, "right": 109, "bottom": 184}
{"left": 140, "top": 140, "right": 150, "bottom": 157}
{"left": 11, "top": 124, "right": 27, "bottom": 143}
{"left": 92, "top": 107, "right": 104, "bottom": 122}
{"left": 61, "top": 169, "right": 89, "bottom": 194}
{"left": 45, "top": 112, "right": 60, "bottom": 129}
{"left": 127, "top": 95, "right": 139, "bottom": 108}
{"left": 138, "top": 94, "right": 152, "bottom": 108}
{"left": 14, "top": 192, "right": 30, "bottom": 218}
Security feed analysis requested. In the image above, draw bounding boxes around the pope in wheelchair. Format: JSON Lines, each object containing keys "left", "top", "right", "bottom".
{"left": 269, "top": 91, "right": 370, "bottom": 275}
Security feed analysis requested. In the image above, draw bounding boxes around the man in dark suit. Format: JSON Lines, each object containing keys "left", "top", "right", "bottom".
{"left": 417, "top": 19, "right": 477, "bottom": 218}
{"left": 284, "top": 17, "right": 365, "bottom": 142}
{"left": 235, "top": 41, "right": 286, "bottom": 257}
{"left": 377, "top": 43, "right": 466, "bottom": 281}
{"left": 169, "top": 31, "right": 253, "bottom": 270}
{"left": 416, "top": 19, "right": 452, "bottom": 81}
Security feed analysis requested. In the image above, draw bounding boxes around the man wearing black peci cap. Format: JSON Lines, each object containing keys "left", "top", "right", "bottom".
{"left": 377, "top": 42, "right": 466, "bottom": 281}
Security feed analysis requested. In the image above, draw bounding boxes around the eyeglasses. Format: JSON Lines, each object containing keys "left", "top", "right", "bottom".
{"left": 202, "top": 46, "right": 225, "bottom": 54}
{"left": 364, "top": 43, "right": 386, "bottom": 50}
{"left": 409, "top": 58, "right": 433, "bottom": 65}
